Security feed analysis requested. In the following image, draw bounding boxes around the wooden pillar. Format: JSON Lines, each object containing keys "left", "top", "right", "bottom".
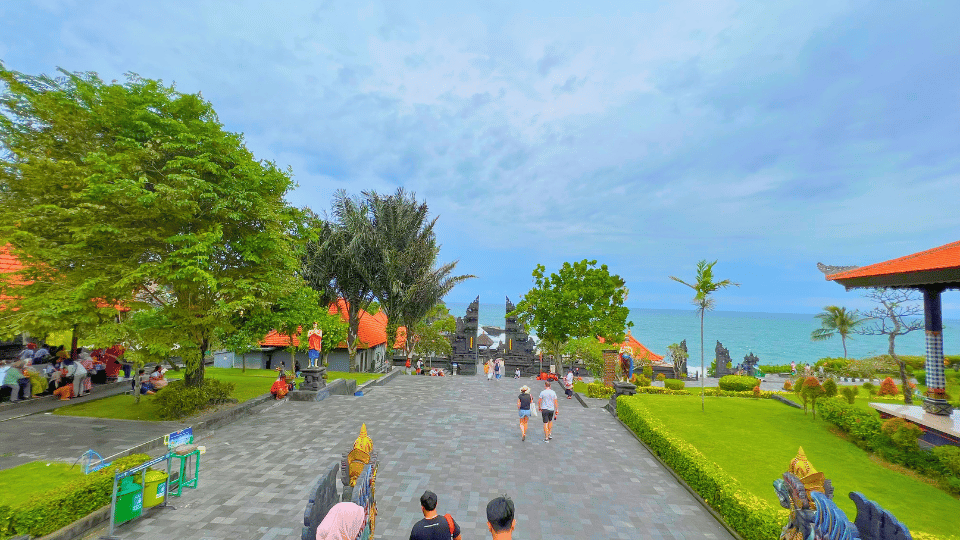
{"left": 922, "top": 287, "right": 952, "bottom": 415}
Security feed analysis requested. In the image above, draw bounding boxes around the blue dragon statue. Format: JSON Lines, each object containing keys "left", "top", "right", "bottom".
{"left": 773, "top": 447, "right": 912, "bottom": 540}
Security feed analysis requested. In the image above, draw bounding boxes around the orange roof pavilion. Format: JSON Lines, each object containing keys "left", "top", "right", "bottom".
{"left": 260, "top": 299, "right": 404, "bottom": 350}
{"left": 599, "top": 331, "right": 664, "bottom": 362}
{"left": 823, "top": 240, "right": 959, "bottom": 416}
{"left": 824, "top": 239, "right": 960, "bottom": 290}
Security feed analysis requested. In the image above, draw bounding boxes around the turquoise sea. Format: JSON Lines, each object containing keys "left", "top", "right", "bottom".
{"left": 446, "top": 302, "right": 958, "bottom": 367}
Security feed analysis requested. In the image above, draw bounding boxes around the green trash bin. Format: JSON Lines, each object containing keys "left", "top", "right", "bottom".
{"left": 114, "top": 476, "right": 144, "bottom": 524}
{"left": 137, "top": 470, "right": 169, "bottom": 508}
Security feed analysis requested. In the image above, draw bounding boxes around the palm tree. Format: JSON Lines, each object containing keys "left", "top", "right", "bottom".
{"left": 670, "top": 260, "right": 739, "bottom": 411}
{"left": 810, "top": 306, "right": 863, "bottom": 358}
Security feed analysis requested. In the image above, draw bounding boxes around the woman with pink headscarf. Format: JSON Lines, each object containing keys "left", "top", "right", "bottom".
{"left": 315, "top": 502, "right": 366, "bottom": 540}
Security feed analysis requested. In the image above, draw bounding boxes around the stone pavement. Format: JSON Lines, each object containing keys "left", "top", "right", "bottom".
{"left": 104, "top": 372, "right": 733, "bottom": 540}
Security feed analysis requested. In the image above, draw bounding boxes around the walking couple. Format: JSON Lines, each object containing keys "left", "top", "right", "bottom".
{"left": 517, "top": 381, "right": 558, "bottom": 443}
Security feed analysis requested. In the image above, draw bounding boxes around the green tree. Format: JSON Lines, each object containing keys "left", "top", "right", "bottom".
{"left": 810, "top": 306, "right": 863, "bottom": 358}
{"left": 303, "top": 193, "right": 377, "bottom": 372}
{"left": 512, "top": 259, "right": 632, "bottom": 373}
{"left": 564, "top": 337, "right": 604, "bottom": 378}
{"left": 669, "top": 260, "right": 739, "bottom": 411}
{"left": 0, "top": 66, "right": 302, "bottom": 387}
{"left": 406, "top": 303, "right": 456, "bottom": 367}
{"left": 667, "top": 342, "right": 689, "bottom": 379}
{"left": 856, "top": 288, "right": 923, "bottom": 405}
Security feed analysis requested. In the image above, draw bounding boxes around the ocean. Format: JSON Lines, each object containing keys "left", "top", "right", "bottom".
{"left": 445, "top": 302, "right": 958, "bottom": 367}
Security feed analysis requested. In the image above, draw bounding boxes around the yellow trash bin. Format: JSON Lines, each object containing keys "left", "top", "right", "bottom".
{"left": 137, "top": 470, "right": 169, "bottom": 508}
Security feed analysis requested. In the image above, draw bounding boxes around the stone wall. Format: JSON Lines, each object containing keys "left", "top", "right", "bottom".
{"left": 301, "top": 463, "right": 340, "bottom": 540}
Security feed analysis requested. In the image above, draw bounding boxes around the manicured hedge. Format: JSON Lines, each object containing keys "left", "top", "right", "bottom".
{"left": 637, "top": 386, "right": 689, "bottom": 396}
{"left": 0, "top": 454, "right": 150, "bottom": 539}
{"left": 701, "top": 388, "right": 779, "bottom": 399}
{"left": 818, "top": 397, "right": 959, "bottom": 495}
{"left": 664, "top": 378, "right": 685, "bottom": 390}
{"left": 617, "top": 396, "right": 787, "bottom": 540}
{"left": 718, "top": 375, "right": 759, "bottom": 392}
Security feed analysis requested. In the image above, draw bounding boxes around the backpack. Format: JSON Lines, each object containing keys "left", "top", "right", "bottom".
{"left": 444, "top": 514, "right": 455, "bottom": 539}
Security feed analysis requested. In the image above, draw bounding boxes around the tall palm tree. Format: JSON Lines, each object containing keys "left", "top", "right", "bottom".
{"left": 302, "top": 192, "right": 378, "bottom": 372}
{"left": 670, "top": 260, "right": 739, "bottom": 411}
{"left": 810, "top": 306, "right": 863, "bottom": 358}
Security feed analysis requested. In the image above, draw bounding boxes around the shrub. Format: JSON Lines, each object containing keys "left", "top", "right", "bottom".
{"left": 154, "top": 378, "right": 236, "bottom": 420}
{"left": 636, "top": 375, "right": 651, "bottom": 387}
{"left": 663, "top": 378, "right": 685, "bottom": 390}
{"left": 815, "top": 357, "right": 849, "bottom": 373}
{"left": 701, "top": 388, "right": 778, "bottom": 399}
{"left": 818, "top": 397, "right": 883, "bottom": 445}
{"left": 782, "top": 380, "right": 792, "bottom": 391}
{"left": 759, "top": 364, "right": 792, "bottom": 374}
{"left": 822, "top": 378, "right": 838, "bottom": 398}
{"left": 655, "top": 373, "right": 666, "bottom": 382}
{"left": 801, "top": 377, "right": 825, "bottom": 417}
{"left": 752, "top": 385, "right": 760, "bottom": 398}
{"left": 642, "top": 365, "right": 653, "bottom": 379}
{"left": 932, "top": 446, "right": 960, "bottom": 477}
{"left": 881, "top": 418, "right": 922, "bottom": 450}
{"left": 1, "top": 454, "right": 150, "bottom": 539}
{"left": 586, "top": 381, "right": 614, "bottom": 399}
{"left": 718, "top": 375, "right": 759, "bottom": 392}
{"left": 616, "top": 396, "right": 787, "bottom": 540}
{"left": 877, "top": 377, "right": 899, "bottom": 396}
{"left": 916, "top": 371, "right": 926, "bottom": 386}
{"left": 636, "top": 386, "right": 690, "bottom": 396}
{"left": 840, "top": 386, "right": 857, "bottom": 404}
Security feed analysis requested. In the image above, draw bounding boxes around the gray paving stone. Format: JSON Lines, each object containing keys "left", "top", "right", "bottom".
{"left": 98, "top": 372, "right": 735, "bottom": 539}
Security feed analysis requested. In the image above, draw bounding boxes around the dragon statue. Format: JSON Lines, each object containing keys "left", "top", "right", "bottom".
{"left": 773, "top": 447, "right": 912, "bottom": 540}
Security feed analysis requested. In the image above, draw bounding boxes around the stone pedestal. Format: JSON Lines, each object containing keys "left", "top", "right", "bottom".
{"left": 300, "top": 367, "right": 327, "bottom": 391}
{"left": 922, "top": 398, "right": 954, "bottom": 416}
{"left": 609, "top": 381, "right": 637, "bottom": 411}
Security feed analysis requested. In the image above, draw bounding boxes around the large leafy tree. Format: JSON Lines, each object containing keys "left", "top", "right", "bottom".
{"left": 856, "top": 288, "right": 923, "bottom": 404}
{"left": 512, "top": 259, "right": 631, "bottom": 372}
{"left": 0, "top": 66, "right": 301, "bottom": 386}
{"left": 810, "top": 306, "right": 863, "bottom": 358}
{"left": 670, "top": 260, "right": 739, "bottom": 411}
{"left": 405, "top": 303, "right": 456, "bottom": 366}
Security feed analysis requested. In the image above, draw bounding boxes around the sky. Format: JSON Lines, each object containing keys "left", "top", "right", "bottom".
{"left": 2, "top": 0, "right": 959, "bottom": 317}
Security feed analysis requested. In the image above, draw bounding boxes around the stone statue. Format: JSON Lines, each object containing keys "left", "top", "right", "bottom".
{"left": 307, "top": 321, "right": 323, "bottom": 369}
{"left": 773, "top": 447, "right": 911, "bottom": 540}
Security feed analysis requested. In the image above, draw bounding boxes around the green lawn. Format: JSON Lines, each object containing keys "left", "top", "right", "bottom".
{"left": 0, "top": 461, "right": 85, "bottom": 507}
{"left": 631, "top": 394, "right": 959, "bottom": 540}
{"left": 54, "top": 368, "right": 383, "bottom": 421}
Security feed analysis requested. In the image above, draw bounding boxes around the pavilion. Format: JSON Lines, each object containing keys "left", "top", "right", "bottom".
{"left": 822, "top": 239, "right": 960, "bottom": 420}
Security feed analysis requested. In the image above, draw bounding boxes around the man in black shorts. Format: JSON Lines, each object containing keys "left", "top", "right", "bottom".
{"left": 537, "top": 381, "right": 559, "bottom": 442}
{"left": 410, "top": 490, "right": 462, "bottom": 540}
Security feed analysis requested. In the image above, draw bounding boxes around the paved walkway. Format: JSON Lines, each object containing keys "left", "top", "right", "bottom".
{"left": 101, "top": 372, "right": 733, "bottom": 540}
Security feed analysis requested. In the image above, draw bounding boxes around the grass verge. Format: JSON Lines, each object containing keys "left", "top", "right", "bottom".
{"left": 0, "top": 461, "right": 85, "bottom": 507}
{"left": 624, "top": 393, "right": 959, "bottom": 540}
{"left": 53, "top": 368, "right": 383, "bottom": 421}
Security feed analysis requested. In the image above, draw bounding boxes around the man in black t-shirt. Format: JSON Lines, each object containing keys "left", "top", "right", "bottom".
{"left": 410, "top": 490, "right": 462, "bottom": 540}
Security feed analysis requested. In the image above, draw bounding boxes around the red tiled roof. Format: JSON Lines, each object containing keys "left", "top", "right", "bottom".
{"left": 826, "top": 240, "right": 960, "bottom": 281}
{"left": 599, "top": 331, "right": 664, "bottom": 361}
{"left": 259, "top": 301, "right": 403, "bottom": 350}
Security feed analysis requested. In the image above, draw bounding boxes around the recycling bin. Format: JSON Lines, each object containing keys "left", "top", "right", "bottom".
{"left": 136, "top": 470, "right": 169, "bottom": 508}
{"left": 114, "top": 476, "right": 143, "bottom": 524}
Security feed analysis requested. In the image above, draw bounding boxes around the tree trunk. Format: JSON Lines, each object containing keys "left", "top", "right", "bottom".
{"left": 700, "top": 311, "right": 705, "bottom": 412}
{"left": 185, "top": 338, "right": 208, "bottom": 387}
{"left": 842, "top": 334, "right": 848, "bottom": 359}
{"left": 347, "top": 305, "right": 360, "bottom": 373}
{"left": 71, "top": 324, "right": 79, "bottom": 360}
{"left": 889, "top": 334, "right": 913, "bottom": 405}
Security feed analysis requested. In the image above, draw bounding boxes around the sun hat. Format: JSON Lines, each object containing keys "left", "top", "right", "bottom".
{"left": 520, "top": 385, "right": 529, "bottom": 393}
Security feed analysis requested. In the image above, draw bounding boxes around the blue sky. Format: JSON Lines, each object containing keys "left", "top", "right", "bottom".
{"left": 3, "top": 1, "right": 959, "bottom": 317}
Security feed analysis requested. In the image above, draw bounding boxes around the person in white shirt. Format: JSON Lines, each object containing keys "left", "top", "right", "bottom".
{"left": 537, "top": 381, "right": 559, "bottom": 442}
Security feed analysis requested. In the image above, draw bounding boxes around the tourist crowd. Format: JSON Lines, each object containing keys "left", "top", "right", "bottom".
{"left": 313, "top": 490, "right": 517, "bottom": 540}
{"left": 0, "top": 343, "right": 156, "bottom": 402}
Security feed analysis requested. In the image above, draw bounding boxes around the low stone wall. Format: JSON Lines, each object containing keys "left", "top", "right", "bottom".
{"left": 301, "top": 463, "right": 340, "bottom": 540}
{"left": 315, "top": 378, "right": 358, "bottom": 401}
